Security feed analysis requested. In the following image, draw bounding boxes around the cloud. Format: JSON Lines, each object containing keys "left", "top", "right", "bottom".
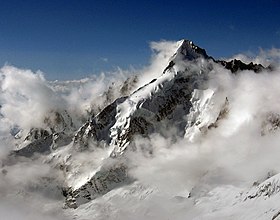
{"left": 0, "top": 199, "right": 66, "bottom": 220}
{"left": 100, "top": 57, "right": 109, "bottom": 62}
{"left": 230, "top": 48, "right": 280, "bottom": 67}
{"left": 0, "top": 65, "right": 66, "bottom": 131}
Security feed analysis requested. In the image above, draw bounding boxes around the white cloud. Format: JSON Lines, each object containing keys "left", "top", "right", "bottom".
{"left": 101, "top": 57, "right": 109, "bottom": 62}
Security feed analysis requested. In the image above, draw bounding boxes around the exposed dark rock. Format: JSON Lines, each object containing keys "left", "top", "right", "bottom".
{"left": 13, "top": 110, "right": 75, "bottom": 157}
{"left": 217, "top": 59, "right": 265, "bottom": 73}
{"left": 110, "top": 116, "right": 154, "bottom": 157}
{"left": 120, "top": 75, "right": 138, "bottom": 96}
{"left": 52, "top": 132, "right": 72, "bottom": 150}
{"left": 176, "top": 40, "right": 212, "bottom": 61}
{"left": 208, "top": 98, "right": 229, "bottom": 129}
{"left": 15, "top": 134, "right": 53, "bottom": 157}
{"left": 73, "top": 96, "right": 127, "bottom": 149}
{"left": 261, "top": 112, "right": 280, "bottom": 136}
{"left": 246, "top": 175, "right": 280, "bottom": 200}
{"left": 64, "top": 163, "right": 129, "bottom": 208}
{"left": 24, "top": 128, "right": 50, "bottom": 142}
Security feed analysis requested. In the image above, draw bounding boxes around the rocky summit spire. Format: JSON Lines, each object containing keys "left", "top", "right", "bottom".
{"left": 171, "top": 39, "right": 212, "bottom": 62}
{"left": 163, "top": 39, "right": 212, "bottom": 73}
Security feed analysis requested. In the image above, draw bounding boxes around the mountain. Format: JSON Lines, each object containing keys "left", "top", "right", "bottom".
{"left": 2, "top": 39, "right": 280, "bottom": 219}
{"left": 64, "top": 40, "right": 224, "bottom": 207}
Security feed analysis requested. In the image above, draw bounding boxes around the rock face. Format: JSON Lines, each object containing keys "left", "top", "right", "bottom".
{"left": 6, "top": 39, "right": 270, "bottom": 208}
{"left": 13, "top": 110, "right": 75, "bottom": 157}
{"left": 14, "top": 128, "right": 52, "bottom": 157}
{"left": 261, "top": 112, "right": 280, "bottom": 136}
{"left": 64, "top": 163, "right": 128, "bottom": 208}
{"left": 74, "top": 40, "right": 212, "bottom": 154}
{"left": 217, "top": 59, "right": 265, "bottom": 73}
{"left": 245, "top": 173, "right": 280, "bottom": 200}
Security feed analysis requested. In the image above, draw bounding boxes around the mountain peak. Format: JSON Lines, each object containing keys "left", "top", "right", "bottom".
{"left": 172, "top": 39, "right": 211, "bottom": 62}
{"left": 163, "top": 39, "right": 212, "bottom": 73}
{"left": 173, "top": 39, "right": 266, "bottom": 73}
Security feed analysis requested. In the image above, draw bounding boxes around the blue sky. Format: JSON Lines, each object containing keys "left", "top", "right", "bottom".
{"left": 0, "top": 0, "right": 279, "bottom": 80}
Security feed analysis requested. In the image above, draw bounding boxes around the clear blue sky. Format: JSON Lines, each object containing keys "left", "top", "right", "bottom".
{"left": 0, "top": 0, "right": 279, "bottom": 80}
